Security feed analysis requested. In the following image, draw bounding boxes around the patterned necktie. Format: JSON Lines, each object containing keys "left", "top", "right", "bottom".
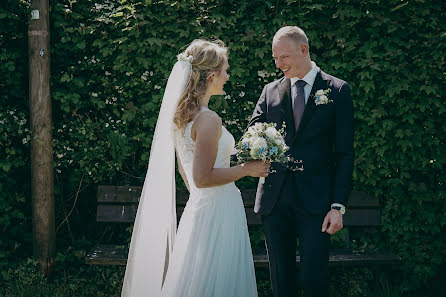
{"left": 293, "top": 80, "right": 307, "bottom": 131}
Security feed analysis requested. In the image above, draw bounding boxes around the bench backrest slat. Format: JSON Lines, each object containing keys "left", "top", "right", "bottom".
{"left": 343, "top": 209, "right": 380, "bottom": 226}
{"left": 96, "top": 204, "right": 380, "bottom": 226}
{"left": 98, "top": 187, "right": 378, "bottom": 208}
{"left": 347, "top": 190, "right": 379, "bottom": 208}
{"left": 97, "top": 205, "right": 137, "bottom": 223}
{"left": 98, "top": 186, "right": 190, "bottom": 205}
{"left": 96, "top": 186, "right": 380, "bottom": 226}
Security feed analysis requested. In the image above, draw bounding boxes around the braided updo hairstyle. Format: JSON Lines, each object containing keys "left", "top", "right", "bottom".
{"left": 174, "top": 39, "right": 228, "bottom": 130}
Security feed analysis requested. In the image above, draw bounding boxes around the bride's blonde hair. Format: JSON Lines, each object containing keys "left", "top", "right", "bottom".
{"left": 174, "top": 39, "right": 227, "bottom": 130}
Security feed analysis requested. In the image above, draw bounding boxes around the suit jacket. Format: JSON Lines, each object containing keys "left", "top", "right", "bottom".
{"left": 248, "top": 69, "right": 354, "bottom": 215}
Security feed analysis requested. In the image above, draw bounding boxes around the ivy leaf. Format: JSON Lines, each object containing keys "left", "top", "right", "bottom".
{"left": 76, "top": 41, "right": 86, "bottom": 50}
{"left": 0, "top": 162, "right": 11, "bottom": 173}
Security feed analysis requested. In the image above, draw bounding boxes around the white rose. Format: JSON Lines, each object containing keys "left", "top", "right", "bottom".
{"left": 315, "top": 89, "right": 325, "bottom": 96}
{"left": 251, "top": 137, "right": 267, "bottom": 150}
{"left": 242, "top": 138, "right": 251, "bottom": 148}
{"left": 250, "top": 144, "right": 267, "bottom": 159}
{"left": 250, "top": 148, "right": 258, "bottom": 159}
{"left": 265, "top": 127, "right": 278, "bottom": 140}
{"left": 248, "top": 123, "right": 262, "bottom": 135}
{"left": 247, "top": 126, "right": 256, "bottom": 135}
{"left": 319, "top": 95, "right": 328, "bottom": 103}
{"left": 274, "top": 137, "right": 283, "bottom": 145}
{"left": 254, "top": 122, "right": 263, "bottom": 130}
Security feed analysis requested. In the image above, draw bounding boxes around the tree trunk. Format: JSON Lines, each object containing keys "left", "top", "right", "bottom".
{"left": 28, "top": 0, "right": 55, "bottom": 277}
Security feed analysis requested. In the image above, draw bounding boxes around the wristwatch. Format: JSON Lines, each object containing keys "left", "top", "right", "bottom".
{"left": 331, "top": 203, "right": 346, "bottom": 215}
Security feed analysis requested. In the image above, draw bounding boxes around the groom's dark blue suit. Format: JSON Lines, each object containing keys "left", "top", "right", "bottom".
{"left": 248, "top": 69, "right": 354, "bottom": 297}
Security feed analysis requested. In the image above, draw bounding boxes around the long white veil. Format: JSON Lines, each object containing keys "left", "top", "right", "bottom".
{"left": 121, "top": 60, "right": 191, "bottom": 297}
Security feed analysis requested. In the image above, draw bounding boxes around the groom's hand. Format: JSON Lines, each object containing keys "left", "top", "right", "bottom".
{"left": 321, "top": 210, "right": 343, "bottom": 235}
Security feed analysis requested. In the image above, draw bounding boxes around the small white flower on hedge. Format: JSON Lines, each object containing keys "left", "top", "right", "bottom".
{"left": 257, "top": 70, "right": 268, "bottom": 78}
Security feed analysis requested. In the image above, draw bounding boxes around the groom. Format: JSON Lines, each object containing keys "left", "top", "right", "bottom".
{"left": 248, "top": 26, "right": 354, "bottom": 297}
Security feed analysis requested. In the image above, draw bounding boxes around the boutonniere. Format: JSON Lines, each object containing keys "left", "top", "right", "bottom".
{"left": 314, "top": 89, "right": 333, "bottom": 106}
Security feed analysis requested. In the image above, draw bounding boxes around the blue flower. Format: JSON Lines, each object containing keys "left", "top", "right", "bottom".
{"left": 269, "top": 146, "right": 278, "bottom": 155}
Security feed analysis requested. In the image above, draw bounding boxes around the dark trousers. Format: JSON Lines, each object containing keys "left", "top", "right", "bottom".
{"left": 262, "top": 173, "right": 330, "bottom": 297}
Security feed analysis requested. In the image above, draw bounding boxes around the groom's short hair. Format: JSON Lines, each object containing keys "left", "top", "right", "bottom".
{"left": 273, "top": 26, "right": 309, "bottom": 49}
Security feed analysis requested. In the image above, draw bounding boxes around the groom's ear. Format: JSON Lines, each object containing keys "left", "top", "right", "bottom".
{"left": 300, "top": 43, "right": 310, "bottom": 56}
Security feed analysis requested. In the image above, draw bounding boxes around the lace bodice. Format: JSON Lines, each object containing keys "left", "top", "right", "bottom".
{"left": 173, "top": 107, "right": 236, "bottom": 195}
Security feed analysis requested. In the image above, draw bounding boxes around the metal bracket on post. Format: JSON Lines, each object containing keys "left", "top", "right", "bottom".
{"left": 31, "top": 10, "right": 40, "bottom": 20}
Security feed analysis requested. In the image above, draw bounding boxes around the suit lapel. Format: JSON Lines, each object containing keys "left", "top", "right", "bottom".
{"left": 294, "top": 71, "right": 326, "bottom": 140}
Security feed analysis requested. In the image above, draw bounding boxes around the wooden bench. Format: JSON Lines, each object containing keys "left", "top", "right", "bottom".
{"left": 85, "top": 186, "right": 400, "bottom": 266}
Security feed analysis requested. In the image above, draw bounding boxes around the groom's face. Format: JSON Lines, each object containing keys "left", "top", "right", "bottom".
{"left": 272, "top": 37, "right": 307, "bottom": 79}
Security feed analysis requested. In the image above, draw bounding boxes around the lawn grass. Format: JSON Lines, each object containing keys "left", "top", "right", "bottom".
{"left": 1, "top": 257, "right": 429, "bottom": 297}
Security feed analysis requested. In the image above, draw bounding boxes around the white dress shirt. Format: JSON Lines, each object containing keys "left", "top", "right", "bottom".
{"left": 290, "top": 61, "right": 319, "bottom": 106}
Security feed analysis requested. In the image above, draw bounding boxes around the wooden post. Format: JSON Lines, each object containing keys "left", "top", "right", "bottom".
{"left": 28, "top": 0, "right": 55, "bottom": 277}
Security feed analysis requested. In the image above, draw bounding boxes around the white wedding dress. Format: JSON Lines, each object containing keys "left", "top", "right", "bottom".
{"left": 160, "top": 107, "right": 258, "bottom": 297}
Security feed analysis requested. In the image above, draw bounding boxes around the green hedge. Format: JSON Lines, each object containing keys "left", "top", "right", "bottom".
{"left": 0, "top": 0, "right": 32, "bottom": 279}
{"left": 1, "top": 0, "right": 444, "bottom": 295}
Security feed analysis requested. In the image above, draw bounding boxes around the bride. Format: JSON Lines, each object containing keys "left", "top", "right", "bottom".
{"left": 121, "top": 39, "right": 270, "bottom": 297}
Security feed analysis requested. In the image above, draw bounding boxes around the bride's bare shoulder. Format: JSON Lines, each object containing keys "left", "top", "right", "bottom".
{"left": 195, "top": 109, "right": 221, "bottom": 125}
{"left": 192, "top": 110, "right": 222, "bottom": 140}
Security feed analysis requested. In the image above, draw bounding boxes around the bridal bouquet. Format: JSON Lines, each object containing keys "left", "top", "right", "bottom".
{"left": 236, "top": 122, "right": 303, "bottom": 184}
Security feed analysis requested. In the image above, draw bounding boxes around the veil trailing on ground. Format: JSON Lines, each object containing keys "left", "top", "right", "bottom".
{"left": 121, "top": 60, "right": 191, "bottom": 297}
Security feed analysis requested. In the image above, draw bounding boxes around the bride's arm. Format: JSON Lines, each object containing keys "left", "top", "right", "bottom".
{"left": 176, "top": 150, "right": 190, "bottom": 192}
{"left": 192, "top": 111, "right": 269, "bottom": 188}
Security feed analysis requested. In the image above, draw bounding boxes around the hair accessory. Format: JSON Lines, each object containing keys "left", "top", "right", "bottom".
{"left": 177, "top": 52, "right": 193, "bottom": 63}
